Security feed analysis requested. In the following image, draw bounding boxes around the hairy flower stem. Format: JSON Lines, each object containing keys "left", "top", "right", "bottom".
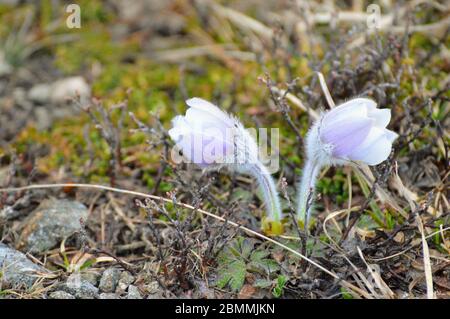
{"left": 297, "top": 158, "right": 322, "bottom": 228}
{"left": 248, "top": 163, "right": 282, "bottom": 222}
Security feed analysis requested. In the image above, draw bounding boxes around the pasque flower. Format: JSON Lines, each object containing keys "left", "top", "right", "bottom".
{"left": 169, "top": 98, "right": 283, "bottom": 233}
{"left": 297, "top": 98, "right": 398, "bottom": 225}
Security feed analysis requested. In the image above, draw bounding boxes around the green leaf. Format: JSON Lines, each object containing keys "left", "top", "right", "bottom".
{"left": 341, "top": 287, "right": 354, "bottom": 299}
{"left": 216, "top": 237, "right": 254, "bottom": 292}
{"left": 80, "top": 259, "right": 96, "bottom": 271}
{"left": 272, "top": 275, "right": 287, "bottom": 298}
{"left": 227, "top": 237, "right": 253, "bottom": 260}
{"left": 250, "top": 250, "right": 270, "bottom": 262}
{"left": 249, "top": 249, "right": 280, "bottom": 273}
{"left": 254, "top": 278, "right": 273, "bottom": 289}
{"left": 216, "top": 237, "right": 280, "bottom": 292}
{"left": 216, "top": 259, "right": 247, "bottom": 292}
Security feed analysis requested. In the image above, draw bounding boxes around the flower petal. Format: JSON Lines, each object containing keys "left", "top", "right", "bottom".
{"left": 368, "top": 108, "right": 391, "bottom": 128}
{"left": 322, "top": 98, "right": 375, "bottom": 128}
{"left": 170, "top": 114, "right": 235, "bottom": 166}
{"left": 184, "top": 107, "right": 227, "bottom": 130}
{"left": 176, "top": 130, "right": 232, "bottom": 165}
{"left": 320, "top": 117, "right": 373, "bottom": 157}
{"left": 348, "top": 127, "right": 392, "bottom": 165}
{"left": 384, "top": 129, "right": 398, "bottom": 142}
{"left": 168, "top": 115, "right": 189, "bottom": 142}
{"left": 186, "top": 97, "right": 235, "bottom": 128}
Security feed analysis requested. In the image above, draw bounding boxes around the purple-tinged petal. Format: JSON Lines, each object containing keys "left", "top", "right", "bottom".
{"left": 174, "top": 125, "right": 235, "bottom": 166}
{"left": 384, "top": 129, "right": 398, "bottom": 142}
{"left": 320, "top": 117, "right": 373, "bottom": 157}
{"left": 322, "top": 98, "right": 374, "bottom": 128}
{"left": 347, "top": 127, "right": 392, "bottom": 165}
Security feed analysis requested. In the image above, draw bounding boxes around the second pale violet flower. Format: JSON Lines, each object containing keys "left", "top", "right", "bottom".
{"left": 315, "top": 98, "right": 398, "bottom": 165}
{"left": 298, "top": 98, "right": 398, "bottom": 225}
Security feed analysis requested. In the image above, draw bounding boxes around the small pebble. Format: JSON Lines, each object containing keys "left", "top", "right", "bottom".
{"left": 116, "top": 271, "right": 135, "bottom": 294}
{"left": 49, "top": 291, "right": 75, "bottom": 299}
{"left": 99, "top": 268, "right": 121, "bottom": 293}
{"left": 127, "top": 285, "right": 142, "bottom": 299}
{"left": 99, "top": 293, "right": 120, "bottom": 299}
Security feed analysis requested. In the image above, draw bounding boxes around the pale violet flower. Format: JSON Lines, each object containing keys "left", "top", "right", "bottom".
{"left": 169, "top": 98, "right": 283, "bottom": 232}
{"left": 297, "top": 98, "right": 398, "bottom": 225}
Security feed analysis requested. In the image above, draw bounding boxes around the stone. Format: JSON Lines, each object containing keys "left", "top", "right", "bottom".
{"left": 48, "top": 291, "right": 75, "bottom": 299}
{"left": 127, "top": 285, "right": 142, "bottom": 299}
{"left": 99, "top": 293, "right": 120, "bottom": 299}
{"left": 146, "top": 291, "right": 166, "bottom": 299}
{"left": 60, "top": 273, "right": 99, "bottom": 299}
{"left": 0, "top": 243, "right": 48, "bottom": 289}
{"left": 143, "top": 280, "right": 159, "bottom": 294}
{"left": 0, "top": 206, "right": 18, "bottom": 220}
{"left": 28, "top": 76, "right": 90, "bottom": 106}
{"left": 20, "top": 199, "right": 89, "bottom": 253}
{"left": 116, "top": 271, "right": 134, "bottom": 293}
{"left": 28, "top": 84, "right": 51, "bottom": 104}
{"left": 80, "top": 272, "right": 101, "bottom": 287}
{"left": 50, "top": 76, "right": 90, "bottom": 105}
{"left": 99, "top": 268, "right": 121, "bottom": 293}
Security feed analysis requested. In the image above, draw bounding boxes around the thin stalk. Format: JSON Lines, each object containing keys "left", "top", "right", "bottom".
{"left": 248, "top": 163, "right": 282, "bottom": 221}
{"left": 297, "top": 158, "right": 322, "bottom": 227}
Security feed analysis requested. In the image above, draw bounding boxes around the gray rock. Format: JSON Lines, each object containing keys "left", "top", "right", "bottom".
{"left": 50, "top": 76, "right": 90, "bottom": 105}
{"left": 99, "top": 268, "right": 121, "bottom": 293}
{"left": 0, "top": 167, "right": 9, "bottom": 186}
{"left": 0, "top": 206, "right": 18, "bottom": 220}
{"left": 49, "top": 291, "right": 75, "bottom": 299}
{"left": 20, "top": 199, "right": 88, "bottom": 253}
{"left": 80, "top": 272, "right": 101, "bottom": 287}
{"left": 34, "top": 106, "right": 53, "bottom": 130}
{"left": 127, "top": 285, "right": 142, "bottom": 299}
{"left": 28, "top": 76, "right": 90, "bottom": 106}
{"left": 0, "top": 243, "right": 48, "bottom": 289}
{"left": 60, "top": 273, "right": 99, "bottom": 299}
{"left": 99, "top": 293, "right": 120, "bottom": 299}
{"left": 28, "top": 84, "right": 51, "bottom": 104}
{"left": 116, "top": 271, "right": 134, "bottom": 293}
{"left": 0, "top": 0, "right": 20, "bottom": 6}
{"left": 147, "top": 291, "right": 166, "bottom": 299}
{"left": 143, "top": 281, "right": 160, "bottom": 294}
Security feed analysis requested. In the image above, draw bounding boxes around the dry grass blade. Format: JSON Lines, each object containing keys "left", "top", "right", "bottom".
{"left": 356, "top": 165, "right": 406, "bottom": 217}
{"left": 415, "top": 213, "right": 435, "bottom": 299}
{"left": 390, "top": 163, "right": 419, "bottom": 211}
{"left": 151, "top": 45, "right": 255, "bottom": 63}
{"left": 368, "top": 226, "right": 450, "bottom": 262}
{"left": 210, "top": 2, "right": 274, "bottom": 40}
{"left": 259, "top": 77, "right": 320, "bottom": 120}
{"left": 317, "top": 72, "right": 335, "bottom": 108}
{"left": 108, "top": 193, "right": 136, "bottom": 232}
{"left": 323, "top": 206, "right": 361, "bottom": 249}
{"left": 357, "top": 247, "right": 395, "bottom": 299}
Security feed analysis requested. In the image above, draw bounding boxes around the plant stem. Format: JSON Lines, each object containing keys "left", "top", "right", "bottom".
{"left": 249, "top": 163, "right": 282, "bottom": 221}
{"left": 297, "top": 158, "right": 322, "bottom": 227}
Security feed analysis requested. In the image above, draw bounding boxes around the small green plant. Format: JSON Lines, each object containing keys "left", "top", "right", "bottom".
{"left": 216, "top": 237, "right": 280, "bottom": 292}
{"left": 272, "top": 275, "right": 287, "bottom": 298}
{"left": 340, "top": 287, "right": 354, "bottom": 299}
